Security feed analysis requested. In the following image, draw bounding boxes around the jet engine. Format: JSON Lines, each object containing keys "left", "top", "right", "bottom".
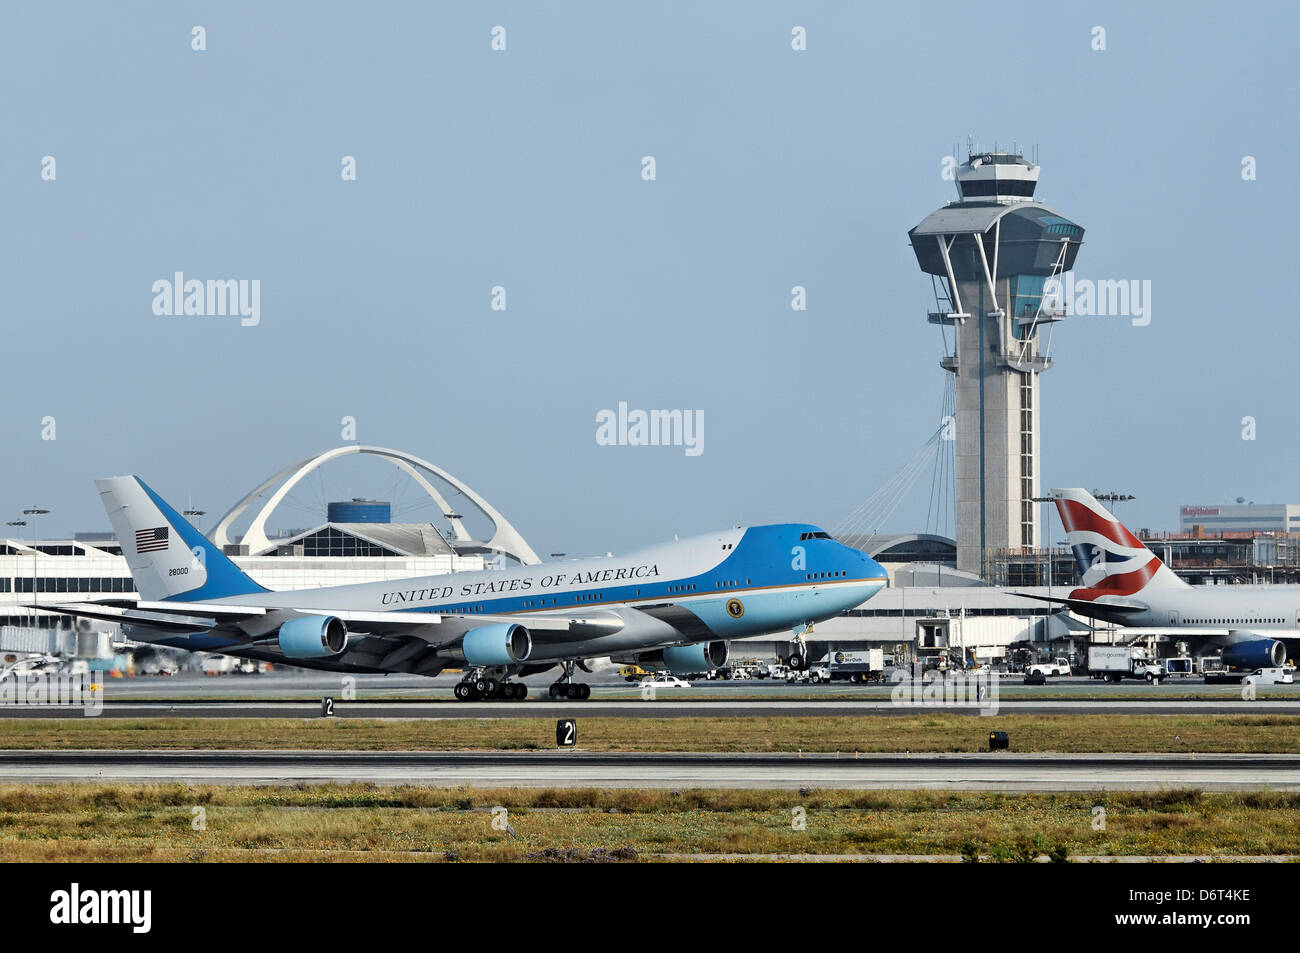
{"left": 277, "top": 616, "right": 348, "bottom": 658}
{"left": 639, "top": 639, "right": 733, "bottom": 676}
{"left": 1222, "top": 639, "right": 1286, "bottom": 669}
{"left": 461, "top": 623, "right": 532, "bottom": 666}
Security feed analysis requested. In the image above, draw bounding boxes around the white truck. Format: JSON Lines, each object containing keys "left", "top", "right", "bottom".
{"left": 1087, "top": 645, "right": 1164, "bottom": 683}
{"left": 1026, "top": 656, "right": 1072, "bottom": 677}
{"left": 826, "top": 649, "right": 886, "bottom": 683}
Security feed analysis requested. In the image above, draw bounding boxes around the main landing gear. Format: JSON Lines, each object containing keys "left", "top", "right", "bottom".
{"left": 547, "top": 660, "right": 591, "bottom": 700}
{"left": 453, "top": 668, "right": 529, "bottom": 702}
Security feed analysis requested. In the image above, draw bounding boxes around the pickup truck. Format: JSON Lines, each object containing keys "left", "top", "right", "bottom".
{"left": 1026, "top": 657, "right": 1072, "bottom": 677}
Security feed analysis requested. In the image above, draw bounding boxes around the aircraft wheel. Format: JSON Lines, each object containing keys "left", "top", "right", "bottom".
{"left": 514, "top": 683, "right": 528, "bottom": 701}
{"left": 578, "top": 683, "right": 591, "bottom": 700}
{"left": 454, "top": 682, "right": 475, "bottom": 701}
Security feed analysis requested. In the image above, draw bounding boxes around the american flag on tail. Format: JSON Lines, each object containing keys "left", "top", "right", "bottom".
{"left": 135, "top": 526, "right": 169, "bottom": 553}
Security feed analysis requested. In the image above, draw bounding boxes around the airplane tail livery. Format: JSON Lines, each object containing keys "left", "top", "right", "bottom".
{"left": 96, "top": 476, "right": 269, "bottom": 603}
{"left": 1047, "top": 487, "right": 1295, "bottom": 669}
{"left": 1052, "top": 488, "right": 1189, "bottom": 603}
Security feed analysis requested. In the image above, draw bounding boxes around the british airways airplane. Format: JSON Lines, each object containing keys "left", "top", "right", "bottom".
{"left": 44, "top": 476, "right": 888, "bottom": 700}
{"left": 1028, "top": 488, "right": 1299, "bottom": 669}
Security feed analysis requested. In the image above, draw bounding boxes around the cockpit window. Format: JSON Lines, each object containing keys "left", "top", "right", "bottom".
{"left": 799, "top": 531, "right": 832, "bottom": 540}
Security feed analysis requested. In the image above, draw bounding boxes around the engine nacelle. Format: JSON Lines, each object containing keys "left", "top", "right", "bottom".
{"left": 277, "top": 616, "right": 348, "bottom": 658}
{"left": 662, "top": 641, "right": 728, "bottom": 677}
{"left": 1222, "top": 639, "right": 1286, "bottom": 669}
{"left": 462, "top": 623, "right": 532, "bottom": 666}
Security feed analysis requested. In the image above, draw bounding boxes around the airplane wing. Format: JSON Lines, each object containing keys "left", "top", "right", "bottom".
{"left": 31, "top": 600, "right": 626, "bottom": 677}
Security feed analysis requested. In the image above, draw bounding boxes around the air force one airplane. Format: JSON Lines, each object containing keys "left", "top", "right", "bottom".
{"left": 41, "top": 476, "right": 888, "bottom": 700}
{"left": 1025, "top": 488, "right": 1300, "bottom": 668}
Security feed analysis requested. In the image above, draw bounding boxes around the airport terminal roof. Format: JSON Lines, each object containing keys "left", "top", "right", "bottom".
{"left": 837, "top": 532, "right": 957, "bottom": 564}
{"left": 269, "top": 522, "right": 456, "bottom": 558}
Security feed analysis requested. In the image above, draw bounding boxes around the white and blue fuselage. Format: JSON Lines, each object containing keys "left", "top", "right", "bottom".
{"left": 169, "top": 523, "right": 888, "bottom": 662}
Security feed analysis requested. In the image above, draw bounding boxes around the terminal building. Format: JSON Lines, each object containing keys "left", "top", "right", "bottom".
{"left": 1179, "top": 502, "right": 1300, "bottom": 535}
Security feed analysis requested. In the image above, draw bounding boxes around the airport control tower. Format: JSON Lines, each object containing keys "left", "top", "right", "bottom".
{"left": 909, "top": 152, "right": 1084, "bottom": 577}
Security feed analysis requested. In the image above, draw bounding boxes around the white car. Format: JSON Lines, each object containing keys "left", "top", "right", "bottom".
{"left": 639, "top": 673, "right": 692, "bottom": 689}
{"left": 1244, "top": 667, "right": 1294, "bottom": 686}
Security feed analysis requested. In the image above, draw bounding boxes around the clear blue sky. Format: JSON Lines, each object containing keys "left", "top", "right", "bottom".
{"left": 2, "top": 1, "right": 1297, "bottom": 553}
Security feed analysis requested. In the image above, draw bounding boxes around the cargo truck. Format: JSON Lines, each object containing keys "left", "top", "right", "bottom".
{"left": 826, "top": 649, "right": 886, "bottom": 683}
{"left": 1087, "top": 645, "right": 1164, "bottom": 683}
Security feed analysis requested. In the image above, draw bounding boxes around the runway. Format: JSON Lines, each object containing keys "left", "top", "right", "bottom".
{"left": 3, "top": 749, "right": 1298, "bottom": 790}
{"left": 0, "top": 698, "right": 1296, "bottom": 718}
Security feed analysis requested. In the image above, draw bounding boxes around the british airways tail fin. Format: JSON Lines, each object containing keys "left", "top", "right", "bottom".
{"left": 96, "top": 476, "right": 268, "bottom": 602}
{"left": 1052, "top": 488, "right": 1188, "bottom": 601}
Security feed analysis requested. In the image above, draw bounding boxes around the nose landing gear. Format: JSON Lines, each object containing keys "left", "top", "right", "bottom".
{"left": 785, "top": 625, "right": 813, "bottom": 671}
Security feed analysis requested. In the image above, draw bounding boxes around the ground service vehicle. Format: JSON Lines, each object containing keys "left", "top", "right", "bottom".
{"left": 1026, "top": 656, "right": 1072, "bottom": 677}
{"left": 827, "top": 649, "right": 886, "bottom": 683}
{"left": 1243, "top": 667, "right": 1294, "bottom": 686}
{"left": 1087, "top": 645, "right": 1163, "bottom": 683}
{"left": 788, "top": 665, "right": 831, "bottom": 684}
{"left": 639, "top": 673, "right": 691, "bottom": 690}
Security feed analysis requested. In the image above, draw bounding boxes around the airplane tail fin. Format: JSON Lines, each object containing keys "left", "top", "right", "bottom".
{"left": 96, "top": 476, "right": 268, "bottom": 603}
{"left": 1051, "top": 488, "right": 1188, "bottom": 601}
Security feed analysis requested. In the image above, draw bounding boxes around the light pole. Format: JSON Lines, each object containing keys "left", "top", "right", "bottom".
{"left": 22, "top": 508, "right": 49, "bottom": 631}
{"left": 1092, "top": 491, "right": 1135, "bottom": 513}
{"left": 5, "top": 520, "right": 25, "bottom": 629}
